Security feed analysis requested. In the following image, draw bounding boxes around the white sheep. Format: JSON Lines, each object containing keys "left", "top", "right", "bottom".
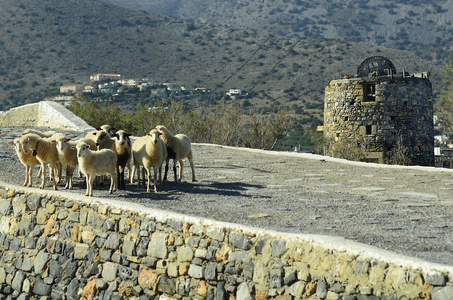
{"left": 74, "top": 142, "right": 118, "bottom": 197}
{"left": 8, "top": 138, "right": 41, "bottom": 187}
{"left": 155, "top": 125, "right": 196, "bottom": 183}
{"left": 93, "top": 129, "right": 131, "bottom": 189}
{"left": 20, "top": 133, "right": 61, "bottom": 190}
{"left": 131, "top": 129, "right": 167, "bottom": 192}
{"left": 52, "top": 136, "right": 97, "bottom": 190}
{"left": 99, "top": 124, "right": 115, "bottom": 137}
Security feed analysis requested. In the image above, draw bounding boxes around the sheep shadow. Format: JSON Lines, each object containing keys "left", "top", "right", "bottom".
{"left": 121, "top": 180, "right": 267, "bottom": 201}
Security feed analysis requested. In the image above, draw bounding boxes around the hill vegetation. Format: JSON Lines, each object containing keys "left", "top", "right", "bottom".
{"left": 102, "top": 0, "right": 453, "bottom": 62}
{"left": 0, "top": 0, "right": 449, "bottom": 150}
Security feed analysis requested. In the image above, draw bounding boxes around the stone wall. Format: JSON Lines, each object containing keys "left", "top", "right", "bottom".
{"left": 0, "top": 101, "right": 94, "bottom": 133}
{"left": 0, "top": 182, "right": 452, "bottom": 300}
{"left": 324, "top": 76, "right": 434, "bottom": 166}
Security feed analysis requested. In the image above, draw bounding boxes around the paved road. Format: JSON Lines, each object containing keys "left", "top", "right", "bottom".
{"left": 2, "top": 127, "right": 453, "bottom": 266}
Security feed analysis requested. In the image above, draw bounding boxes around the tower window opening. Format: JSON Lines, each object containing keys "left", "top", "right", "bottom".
{"left": 366, "top": 125, "right": 372, "bottom": 135}
{"left": 364, "top": 83, "right": 376, "bottom": 102}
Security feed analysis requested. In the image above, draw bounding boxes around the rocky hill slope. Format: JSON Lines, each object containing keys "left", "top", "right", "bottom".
{"left": 102, "top": 0, "right": 453, "bottom": 62}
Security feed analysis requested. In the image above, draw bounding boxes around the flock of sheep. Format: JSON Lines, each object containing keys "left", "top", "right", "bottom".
{"left": 8, "top": 125, "right": 196, "bottom": 197}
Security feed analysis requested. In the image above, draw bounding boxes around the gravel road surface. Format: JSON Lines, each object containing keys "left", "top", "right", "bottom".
{"left": 2, "top": 127, "right": 453, "bottom": 266}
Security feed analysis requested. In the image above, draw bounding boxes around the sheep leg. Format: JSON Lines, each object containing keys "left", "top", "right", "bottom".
{"left": 140, "top": 167, "right": 146, "bottom": 189}
{"left": 178, "top": 159, "right": 184, "bottom": 182}
{"left": 188, "top": 153, "right": 196, "bottom": 182}
{"left": 153, "top": 166, "right": 158, "bottom": 192}
{"left": 51, "top": 163, "right": 58, "bottom": 190}
{"left": 109, "top": 171, "right": 117, "bottom": 194}
{"left": 39, "top": 163, "right": 46, "bottom": 189}
{"left": 163, "top": 158, "right": 170, "bottom": 181}
{"left": 145, "top": 167, "right": 152, "bottom": 192}
{"left": 56, "top": 162, "right": 62, "bottom": 184}
{"left": 37, "top": 166, "right": 42, "bottom": 178}
{"left": 65, "top": 167, "right": 74, "bottom": 190}
{"left": 172, "top": 159, "right": 177, "bottom": 183}
{"left": 118, "top": 165, "right": 126, "bottom": 190}
{"left": 127, "top": 158, "right": 132, "bottom": 183}
{"left": 130, "top": 165, "right": 136, "bottom": 184}
{"left": 117, "top": 165, "right": 122, "bottom": 190}
{"left": 86, "top": 174, "right": 93, "bottom": 196}
{"left": 27, "top": 166, "right": 35, "bottom": 187}
{"left": 158, "top": 165, "right": 163, "bottom": 186}
{"left": 24, "top": 166, "right": 30, "bottom": 186}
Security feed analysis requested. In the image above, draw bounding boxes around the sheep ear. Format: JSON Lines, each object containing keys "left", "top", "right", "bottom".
{"left": 71, "top": 146, "right": 76, "bottom": 150}
{"left": 51, "top": 140, "right": 57, "bottom": 144}
{"left": 7, "top": 141, "right": 14, "bottom": 145}
{"left": 87, "top": 145, "right": 91, "bottom": 149}
{"left": 66, "top": 138, "right": 72, "bottom": 142}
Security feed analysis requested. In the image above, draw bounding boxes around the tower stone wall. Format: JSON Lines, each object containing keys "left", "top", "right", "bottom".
{"left": 324, "top": 73, "right": 434, "bottom": 166}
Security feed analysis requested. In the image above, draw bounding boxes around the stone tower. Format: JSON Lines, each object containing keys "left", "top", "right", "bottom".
{"left": 323, "top": 56, "right": 434, "bottom": 166}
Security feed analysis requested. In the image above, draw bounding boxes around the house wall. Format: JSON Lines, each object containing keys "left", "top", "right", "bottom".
{"left": 0, "top": 182, "right": 452, "bottom": 299}
{"left": 324, "top": 76, "right": 434, "bottom": 166}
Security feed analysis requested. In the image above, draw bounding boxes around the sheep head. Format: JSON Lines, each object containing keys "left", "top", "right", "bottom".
{"left": 147, "top": 129, "right": 161, "bottom": 145}
{"left": 75, "top": 142, "right": 90, "bottom": 158}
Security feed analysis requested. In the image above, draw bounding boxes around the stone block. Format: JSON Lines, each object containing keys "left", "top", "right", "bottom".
{"left": 102, "top": 262, "right": 118, "bottom": 282}
{"left": 33, "top": 277, "right": 52, "bottom": 296}
{"left": 157, "top": 275, "right": 176, "bottom": 294}
{"left": 11, "top": 270, "right": 25, "bottom": 292}
{"left": 425, "top": 271, "right": 447, "bottom": 286}
{"left": 237, "top": 282, "right": 252, "bottom": 300}
{"left": 122, "top": 240, "right": 136, "bottom": 256}
{"left": 189, "top": 224, "right": 204, "bottom": 235}
{"left": 177, "top": 245, "right": 194, "bottom": 262}
{"left": 271, "top": 239, "right": 287, "bottom": 257}
{"left": 168, "top": 262, "right": 179, "bottom": 278}
{"left": 432, "top": 286, "right": 453, "bottom": 300}
{"left": 147, "top": 232, "right": 168, "bottom": 259}
{"left": 34, "top": 250, "right": 51, "bottom": 274}
{"left": 229, "top": 231, "right": 252, "bottom": 250}
{"left": 205, "top": 262, "right": 217, "bottom": 281}
{"left": 74, "top": 243, "right": 90, "bottom": 260}
{"left": 188, "top": 264, "right": 204, "bottom": 279}
{"left": 288, "top": 281, "right": 305, "bottom": 298}
{"left": 206, "top": 226, "right": 224, "bottom": 241}
{"left": 26, "top": 194, "right": 41, "bottom": 211}
{"left": 138, "top": 267, "right": 158, "bottom": 290}
{"left": 81, "top": 229, "right": 96, "bottom": 245}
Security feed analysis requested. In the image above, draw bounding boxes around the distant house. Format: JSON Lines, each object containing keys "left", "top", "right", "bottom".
{"left": 195, "top": 87, "right": 211, "bottom": 93}
{"left": 60, "top": 84, "right": 84, "bottom": 94}
{"left": 83, "top": 84, "right": 98, "bottom": 94}
{"left": 90, "top": 73, "right": 122, "bottom": 83}
{"left": 46, "top": 95, "right": 75, "bottom": 107}
{"left": 118, "top": 78, "right": 141, "bottom": 87}
{"left": 226, "top": 89, "right": 243, "bottom": 97}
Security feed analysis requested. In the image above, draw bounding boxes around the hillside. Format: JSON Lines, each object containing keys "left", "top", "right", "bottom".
{"left": 101, "top": 0, "right": 453, "bottom": 62}
{"left": 0, "top": 0, "right": 447, "bottom": 130}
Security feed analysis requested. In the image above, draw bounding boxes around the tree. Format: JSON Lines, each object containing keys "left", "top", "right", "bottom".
{"left": 436, "top": 54, "right": 453, "bottom": 142}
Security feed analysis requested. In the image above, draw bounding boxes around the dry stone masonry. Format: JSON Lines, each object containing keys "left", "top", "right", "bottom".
{"left": 0, "top": 183, "right": 452, "bottom": 299}
{"left": 324, "top": 56, "right": 434, "bottom": 166}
